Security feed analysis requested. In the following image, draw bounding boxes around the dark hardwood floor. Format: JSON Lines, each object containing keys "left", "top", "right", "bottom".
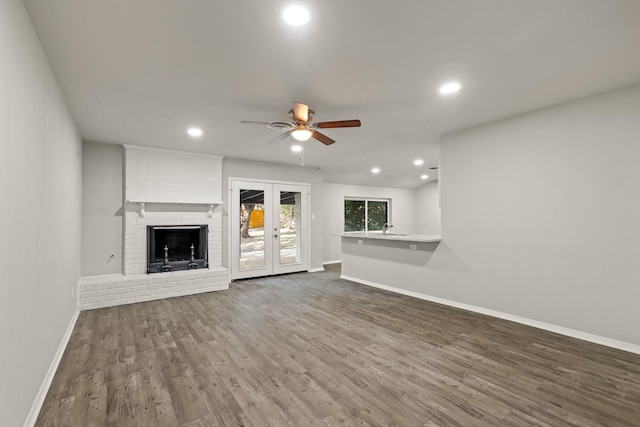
{"left": 37, "top": 264, "right": 640, "bottom": 426}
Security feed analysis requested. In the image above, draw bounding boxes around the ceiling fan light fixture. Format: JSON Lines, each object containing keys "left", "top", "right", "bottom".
{"left": 291, "top": 127, "right": 313, "bottom": 141}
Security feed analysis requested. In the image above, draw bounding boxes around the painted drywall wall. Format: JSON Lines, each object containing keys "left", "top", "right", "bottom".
{"left": 82, "top": 142, "right": 123, "bottom": 276}
{"left": 223, "top": 158, "right": 325, "bottom": 271}
{"left": 323, "top": 183, "right": 417, "bottom": 263}
{"left": 0, "top": 1, "right": 82, "bottom": 425}
{"left": 415, "top": 181, "right": 441, "bottom": 235}
{"left": 361, "top": 84, "right": 640, "bottom": 346}
{"left": 440, "top": 84, "right": 640, "bottom": 345}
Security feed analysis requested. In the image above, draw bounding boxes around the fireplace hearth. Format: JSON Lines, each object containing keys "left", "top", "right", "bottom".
{"left": 147, "top": 225, "right": 208, "bottom": 274}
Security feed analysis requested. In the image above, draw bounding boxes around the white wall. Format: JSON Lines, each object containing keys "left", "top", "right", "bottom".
{"left": 223, "top": 158, "right": 325, "bottom": 270}
{"left": 421, "top": 84, "right": 640, "bottom": 346}
{"left": 0, "top": 1, "right": 82, "bottom": 425}
{"left": 82, "top": 141, "right": 123, "bottom": 276}
{"left": 415, "top": 181, "right": 441, "bottom": 235}
{"left": 323, "top": 183, "right": 417, "bottom": 263}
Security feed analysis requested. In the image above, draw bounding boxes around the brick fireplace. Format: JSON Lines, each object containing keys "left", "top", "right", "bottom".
{"left": 78, "top": 145, "right": 229, "bottom": 310}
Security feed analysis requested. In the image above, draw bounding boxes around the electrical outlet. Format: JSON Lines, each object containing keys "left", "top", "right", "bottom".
{"left": 409, "top": 244, "right": 417, "bottom": 250}
{"left": 71, "top": 287, "right": 74, "bottom": 298}
{"left": 358, "top": 240, "right": 363, "bottom": 245}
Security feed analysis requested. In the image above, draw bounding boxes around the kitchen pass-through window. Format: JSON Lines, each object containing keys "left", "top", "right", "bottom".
{"left": 344, "top": 198, "right": 389, "bottom": 232}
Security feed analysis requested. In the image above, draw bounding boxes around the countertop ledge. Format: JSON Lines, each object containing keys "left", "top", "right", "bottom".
{"left": 338, "top": 232, "right": 442, "bottom": 243}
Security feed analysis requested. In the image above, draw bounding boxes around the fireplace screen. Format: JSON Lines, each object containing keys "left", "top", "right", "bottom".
{"left": 147, "top": 225, "right": 208, "bottom": 273}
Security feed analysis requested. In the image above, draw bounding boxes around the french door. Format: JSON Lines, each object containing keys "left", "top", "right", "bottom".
{"left": 230, "top": 179, "right": 309, "bottom": 280}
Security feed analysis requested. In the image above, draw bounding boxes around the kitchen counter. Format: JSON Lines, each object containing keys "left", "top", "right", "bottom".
{"left": 338, "top": 232, "right": 441, "bottom": 243}
{"left": 338, "top": 232, "right": 442, "bottom": 297}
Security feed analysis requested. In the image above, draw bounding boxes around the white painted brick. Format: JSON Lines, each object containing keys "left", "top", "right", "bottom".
{"left": 81, "top": 147, "right": 229, "bottom": 310}
{"left": 92, "top": 282, "right": 108, "bottom": 291}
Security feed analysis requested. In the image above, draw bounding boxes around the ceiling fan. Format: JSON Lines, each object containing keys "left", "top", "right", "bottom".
{"left": 240, "top": 102, "right": 361, "bottom": 145}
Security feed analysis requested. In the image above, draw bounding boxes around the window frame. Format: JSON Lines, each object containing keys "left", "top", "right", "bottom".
{"left": 344, "top": 197, "right": 391, "bottom": 233}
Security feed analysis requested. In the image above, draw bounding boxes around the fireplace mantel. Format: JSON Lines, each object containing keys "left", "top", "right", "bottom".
{"left": 127, "top": 200, "right": 223, "bottom": 218}
{"left": 126, "top": 200, "right": 223, "bottom": 204}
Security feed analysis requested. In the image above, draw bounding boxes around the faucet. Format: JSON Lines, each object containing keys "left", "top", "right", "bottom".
{"left": 382, "top": 223, "right": 394, "bottom": 234}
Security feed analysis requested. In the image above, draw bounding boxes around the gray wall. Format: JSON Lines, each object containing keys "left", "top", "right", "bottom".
{"left": 223, "top": 158, "right": 325, "bottom": 270}
{"left": 432, "top": 84, "right": 640, "bottom": 345}
{"left": 82, "top": 142, "right": 123, "bottom": 276}
{"left": 0, "top": 1, "right": 83, "bottom": 425}
{"left": 415, "top": 181, "right": 441, "bottom": 235}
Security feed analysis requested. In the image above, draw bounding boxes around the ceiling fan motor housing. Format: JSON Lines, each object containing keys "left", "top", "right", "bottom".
{"left": 289, "top": 109, "right": 314, "bottom": 124}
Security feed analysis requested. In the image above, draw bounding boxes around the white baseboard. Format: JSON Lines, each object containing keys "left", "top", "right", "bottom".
{"left": 23, "top": 308, "right": 80, "bottom": 427}
{"left": 308, "top": 267, "right": 325, "bottom": 273}
{"left": 340, "top": 274, "right": 640, "bottom": 356}
{"left": 323, "top": 260, "right": 341, "bottom": 265}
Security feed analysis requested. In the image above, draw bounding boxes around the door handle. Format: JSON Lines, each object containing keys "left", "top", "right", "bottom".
{"left": 274, "top": 234, "right": 278, "bottom": 238}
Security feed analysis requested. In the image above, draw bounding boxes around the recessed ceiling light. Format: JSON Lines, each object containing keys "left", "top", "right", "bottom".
{"left": 187, "top": 127, "right": 203, "bottom": 138}
{"left": 291, "top": 144, "right": 302, "bottom": 153}
{"left": 414, "top": 159, "right": 424, "bottom": 166}
{"left": 371, "top": 167, "right": 380, "bottom": 174}
{"left": 439, "top": 81, "right": 462, "bottom": 95}
{"left": 421, "top": 174, "right": 429, "bottom": 180}
{"left": 283, "top": 5, "right": 310, "bottom": 26}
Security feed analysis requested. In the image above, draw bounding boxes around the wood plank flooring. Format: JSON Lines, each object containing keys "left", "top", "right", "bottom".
{"left": 37, "top": 264, "right": 640, "bottom": 426}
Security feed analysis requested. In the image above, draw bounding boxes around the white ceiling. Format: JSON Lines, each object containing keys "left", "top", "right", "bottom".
{"left": 23, "top": 0, "right": 640, "bottom": 188}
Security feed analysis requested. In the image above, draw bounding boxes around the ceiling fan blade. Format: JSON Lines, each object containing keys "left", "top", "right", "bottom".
{"left": 312, "top": 131, "right": 335, "bottom": 145}
{"left": 240, "top": 120, "right": 272, "bottom": 125}
{"left": 315, "top": 119, "right": 361, "bottom": 129}
{"left": 293, "top": 102, "right": 309, "bottom": 123}
{"left": 268, "top": 131, "right": 291, "bottom": 144}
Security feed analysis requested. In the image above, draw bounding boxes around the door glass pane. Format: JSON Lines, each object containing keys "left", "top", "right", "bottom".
{"left": 367, "top": 201, "right": 388, "bottom": 231}
{"left": 344, "top": 200, "right": 365, "bottom": 231}
{"left": 239, "top": 189, "right": 265, "bottom": 269}
{"left": 279, "top": 191, "right": 301, "bottom": 265}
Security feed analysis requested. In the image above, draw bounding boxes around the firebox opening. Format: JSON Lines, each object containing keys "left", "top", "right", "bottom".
{"left": 147, "top": 225, "right": 208, "bottom": 274}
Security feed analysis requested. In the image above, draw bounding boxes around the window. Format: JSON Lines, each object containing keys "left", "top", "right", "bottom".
{"left": 344, "top": 198, "right": 389, "bottom": 232}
